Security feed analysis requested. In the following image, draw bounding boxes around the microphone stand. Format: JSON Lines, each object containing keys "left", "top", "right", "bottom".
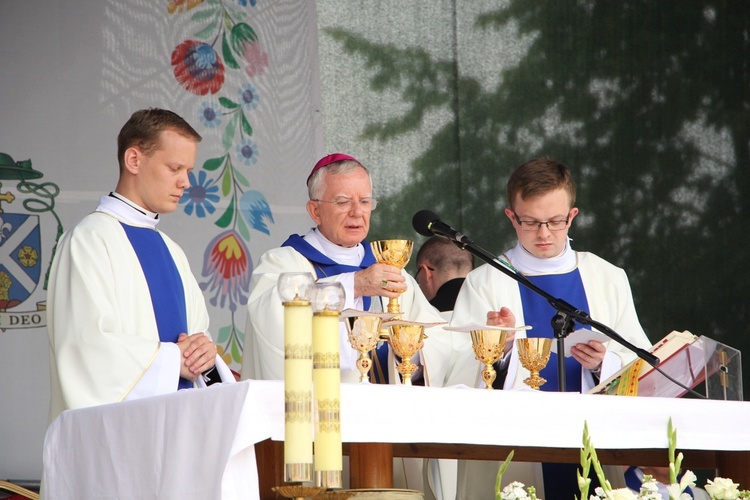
{"left": 551, "top": 310, "right": 575, "bottom": 392}
{"left": 450, "top": 238, "right": 659, "bottom": 391}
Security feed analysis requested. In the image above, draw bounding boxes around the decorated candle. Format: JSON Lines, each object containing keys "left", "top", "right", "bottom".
{"left": 278, "top": 272, "right": 315, "bottom": 483}
{"left": 311, "top": 282, "right": 345, "bottom": 489}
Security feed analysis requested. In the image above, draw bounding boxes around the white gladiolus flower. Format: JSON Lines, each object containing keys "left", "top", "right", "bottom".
{"left": 640, "top": 478, "right": 659, "bottom": 494}
{"left": 608, "top": 487, "right": 640, "bottom": 500}
{"left": 666, "top": 484, "right": 681, "bottom": 498}
{"left": 705, "top": 477, "right": 741, "bottom": 499}
{"left": 501, "top": 481, "right": 529, "bottom": 499}
{"left": 496, "top": 422, "right": 749, "bottom": 500}
{"left": 680, "top": 470, "right": 697, "bottom": 490}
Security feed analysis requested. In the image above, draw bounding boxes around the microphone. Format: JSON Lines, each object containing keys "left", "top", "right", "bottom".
{"left": 411, "top": 209, "right": 660, "bottom": 374}
{"left": 412, "top": 209, "right": 474, "bottom": 245}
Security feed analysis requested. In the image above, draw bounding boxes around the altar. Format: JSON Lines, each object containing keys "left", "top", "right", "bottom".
{"left": 42, "top": 379, "right": 750, "bottom": 499}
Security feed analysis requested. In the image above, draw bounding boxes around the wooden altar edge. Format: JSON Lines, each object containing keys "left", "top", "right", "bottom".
{"left": 255, "top": 440, "right": 749, "bottom": 500}
{"left": 389, "top": 442, "right": 727, "bottom": 466}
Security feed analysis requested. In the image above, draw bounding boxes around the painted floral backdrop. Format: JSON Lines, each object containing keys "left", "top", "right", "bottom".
{"left": 168, "top": 0, "right": 273, "bottom": 375}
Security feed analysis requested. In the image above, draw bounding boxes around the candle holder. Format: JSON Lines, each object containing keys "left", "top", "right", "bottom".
{"left": 312, "top": 282, "right": 346, "bottom": 489}
{"left": 318, "top": 490, "right": 354, "bottom": 500}
{"left": 279, "top": 272, "right": 316, "bottom": 483}
{"left": 341, "top": 309, "right": 396, "bottom": 383}
{"left": 272, "top": 485, "right": 326, "bottom": 499}
{"left": 279, "top": 272, "right": 316, "bottom": 303}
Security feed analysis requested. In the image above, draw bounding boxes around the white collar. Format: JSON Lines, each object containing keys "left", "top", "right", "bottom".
{"left": 96, "top": 193, "right": 160, "bottom": 229}
{"left": 303, "top": 228, "right": 364, "bottom": 266}
{"left": 505, "top": 238, "right": 577, "bottom": 275}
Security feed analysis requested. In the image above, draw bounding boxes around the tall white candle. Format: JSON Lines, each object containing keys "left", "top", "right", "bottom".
{"left": 312, "top": 283, "right": 345, "bottom": 489}
{"left": 283, "top": 301, "right": 313, "bottom": 482}
{"left": 278, "top": 272, "right": 315, "bottom": 483}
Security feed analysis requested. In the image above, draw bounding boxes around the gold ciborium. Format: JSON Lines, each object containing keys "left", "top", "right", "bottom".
{"left": 371, "top": 239, "right": 413, "bottom": 315}
{"left": 517, "top": 338, "right": 553, "bottom": 390}
{"left": 341, "top": 310, "right": 395, "bottom": 383}
{"left": 382, "top": 320, "right": 427, "bottom": 386}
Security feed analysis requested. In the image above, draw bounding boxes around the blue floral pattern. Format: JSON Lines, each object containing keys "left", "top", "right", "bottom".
{"left": 180, "top": 170, "right": 219, "bottom": 217}
{"left": 170, "top": 0, "right": 271, "bottom": 372}
{"left": 199, "top": 101, "right": 222, "bottom": 128}
{"left": 235, "top": 138, "right": 258, "bottom": 166}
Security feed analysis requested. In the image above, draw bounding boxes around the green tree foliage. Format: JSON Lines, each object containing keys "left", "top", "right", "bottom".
{"left": 326, "top": 1, "right": 750, "bottom": 396}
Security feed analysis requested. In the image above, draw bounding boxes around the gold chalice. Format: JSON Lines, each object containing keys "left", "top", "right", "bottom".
{"left": 382, "top": 320, "right": 427, "bottom": 386}
{"left": 446, "top": 324, "right": 531, "bottom": 389}
{"left": 371, "top": 239, "right": 413, "bottom": 315}
{"left": 517, "top": 338, "right": 553, "bottom": 390}
{"left": 341, "top": 310, "right": 396, "bottom": 383}
{"left": 470, "top": 329, "right": 507, "bottom": 389}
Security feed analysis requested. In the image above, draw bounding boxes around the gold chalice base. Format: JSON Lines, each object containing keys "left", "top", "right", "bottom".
{"left": 517, "top": 338, "right": 552, "bottom": 390}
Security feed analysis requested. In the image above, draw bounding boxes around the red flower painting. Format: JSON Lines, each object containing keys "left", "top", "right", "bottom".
{"left": 171, "top": 40, "right": 225, "bottom": 95}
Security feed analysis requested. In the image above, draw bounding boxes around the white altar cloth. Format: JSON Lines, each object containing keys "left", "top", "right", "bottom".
{"left": 42, "top": 379, "right": 750, "bottom": 499}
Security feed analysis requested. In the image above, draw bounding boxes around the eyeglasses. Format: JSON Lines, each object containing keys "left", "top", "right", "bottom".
{"left": 313, "top": 197, "right": 378, "bottom": 212}
{"left": 512, "top": 212, "right": 570, "bottom": 232}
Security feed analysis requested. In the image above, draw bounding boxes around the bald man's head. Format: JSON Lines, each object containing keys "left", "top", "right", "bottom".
{"left": 415, "top": 237, "right": 474, "bottom": 300}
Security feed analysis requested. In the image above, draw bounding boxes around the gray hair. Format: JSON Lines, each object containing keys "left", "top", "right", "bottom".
{"left": 307, "top": 160, "right": 372, "bottom": 200}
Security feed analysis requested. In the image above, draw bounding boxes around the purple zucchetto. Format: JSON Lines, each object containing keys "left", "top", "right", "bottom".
{"left": 306, "top": 153, "right": 361, "bottom": 185}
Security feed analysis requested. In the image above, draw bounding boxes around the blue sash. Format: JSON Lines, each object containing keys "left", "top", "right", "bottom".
{"left": 121, "top": 223, "right": 192, "bottom": 390}
{"left": 282, "top": 234, "right": 392, "bottom": 382}
{"left": 519, "top": 269, "right": 593, "bottom": 494}
{"left": 281, "top": 234, "right": 377, "bottom": 310}
{"left": 519, "top": 269, "right": 590, "bottom": 393}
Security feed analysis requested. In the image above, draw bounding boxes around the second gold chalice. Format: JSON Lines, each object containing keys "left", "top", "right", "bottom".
{"left": 341, "top": 309, "right": 396, "bottom": 383}
{"left": 382, "top": 320, "right": 431, "bottom": 386}
{"left": 517, "top": 337, "right": 553, "bottom": 390}
{"left": 446, "top": 324, "right": 531, "bottom": 389}
{"left": 470, "top": 328, "right": 506, "bottom": 389}
{"left": 371, "top": 239, "right": 413, "bottom": 315}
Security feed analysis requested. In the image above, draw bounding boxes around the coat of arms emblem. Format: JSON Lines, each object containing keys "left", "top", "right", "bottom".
{"left": 0, "top": 152, "right": 61, "bottom": 330}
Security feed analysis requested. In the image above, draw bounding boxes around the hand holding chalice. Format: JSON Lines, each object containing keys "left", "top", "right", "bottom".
{"left": 371, "top": 239, "right": 413, "bottom": 315}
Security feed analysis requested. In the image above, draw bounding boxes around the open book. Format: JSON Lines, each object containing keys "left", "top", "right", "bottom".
{"left": 588, "top": 330, "right": 699, "bottom": 397}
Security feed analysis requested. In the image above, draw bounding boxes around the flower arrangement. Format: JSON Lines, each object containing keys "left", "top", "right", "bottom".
{"left": 495, "top": 419, "right": 750, "bottom": 500}
{"left": 494, "top": 451, "right": 541, "bottom": 500}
